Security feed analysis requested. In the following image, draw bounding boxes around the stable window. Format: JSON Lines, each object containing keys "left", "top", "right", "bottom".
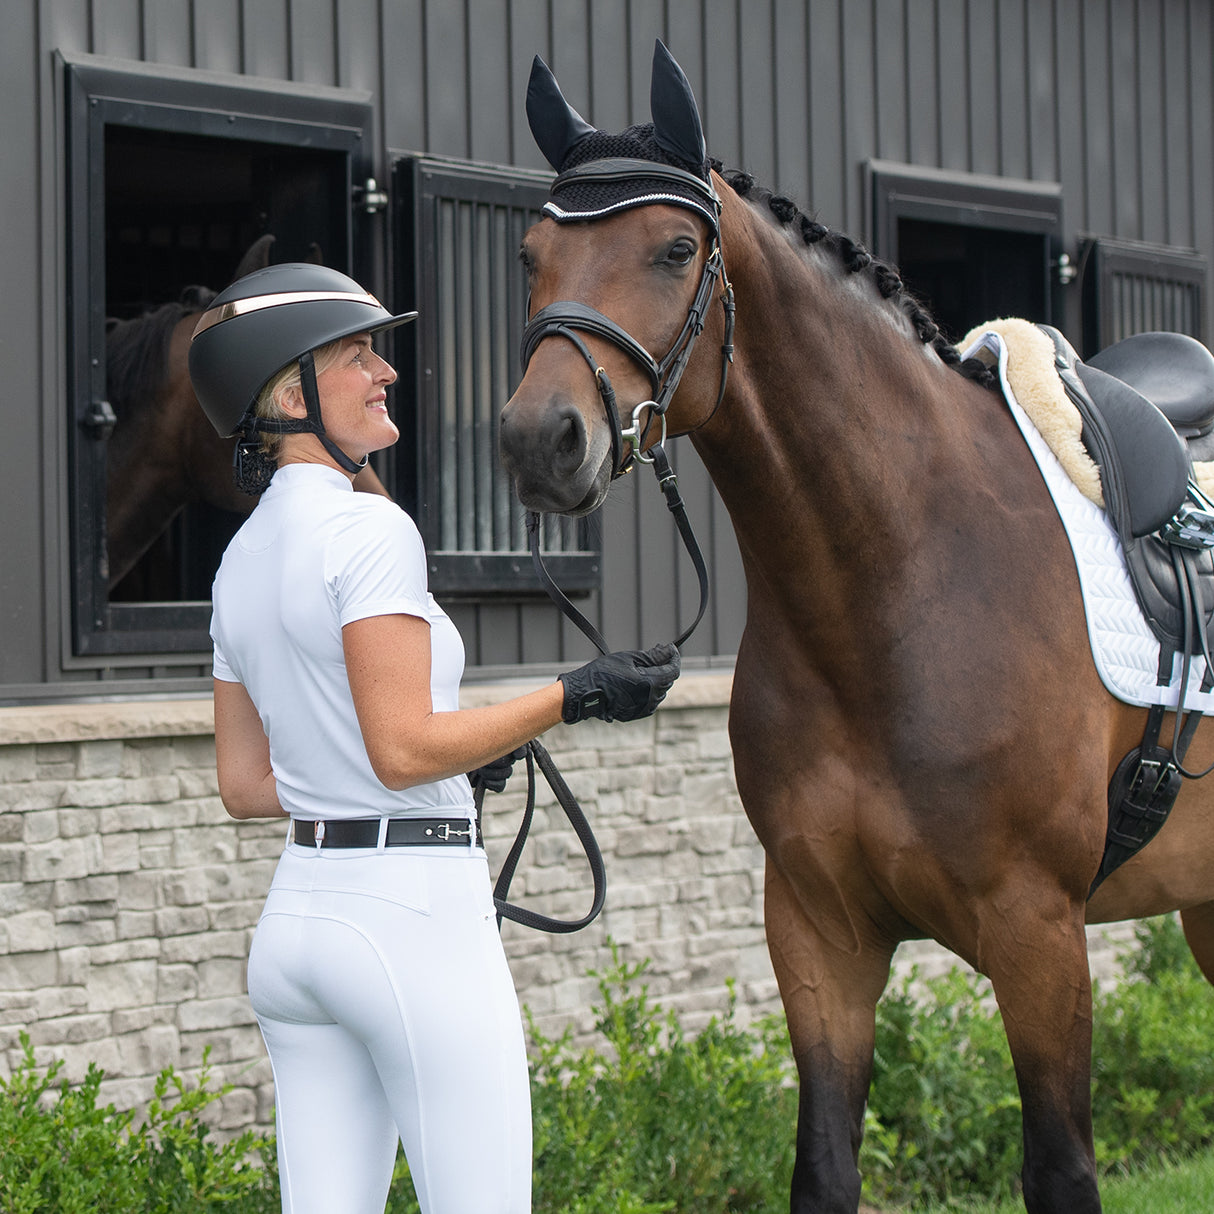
{"left": 1080, "top": 236, "right": 1206, "bottom": 354}
{"left": 866, "top": 160, "right": 1064, "bottom": 343}
{"left": 393, "top": 156, "right": 600, "bottom": 597}
{"left": 63, "top": 53, "right": 373, "bottom": 659}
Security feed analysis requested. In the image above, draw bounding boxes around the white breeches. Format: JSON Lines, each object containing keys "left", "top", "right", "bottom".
{"left": 247, "top": 841, "right": 531, "bottom": 1214}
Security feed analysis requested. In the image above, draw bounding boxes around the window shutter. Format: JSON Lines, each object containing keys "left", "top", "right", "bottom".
{"left": 1082, "top": 236, "right": 1206, "bottom": 354}
{"left": 396, "top": 157, "right": 600, "bottom": 596}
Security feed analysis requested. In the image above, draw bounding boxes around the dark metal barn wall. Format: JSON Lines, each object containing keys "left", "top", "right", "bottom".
{"left": 6, "top": 0, "right": 1214, "bottom": 698}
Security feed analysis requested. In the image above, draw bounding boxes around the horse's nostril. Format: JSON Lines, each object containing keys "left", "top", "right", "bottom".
{"left": 500, "top": 398, "right": 587, "bottom": 470}
{"left": 555, "top": 409, "right": 581, "bottom": 459}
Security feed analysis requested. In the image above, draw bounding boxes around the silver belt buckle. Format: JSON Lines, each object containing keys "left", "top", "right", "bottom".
{"left": 435, "top": 822, "right": 472, "bottom": 842}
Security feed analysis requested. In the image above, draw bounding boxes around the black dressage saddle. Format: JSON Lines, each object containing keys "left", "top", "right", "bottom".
{"left": 1035, "top": 325, "right": 1214, "bottom": 894}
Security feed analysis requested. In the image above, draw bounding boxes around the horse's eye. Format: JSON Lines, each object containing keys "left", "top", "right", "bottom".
{"left": 519, "top": 247, "right": 535, "bottom": 278}
{"left": 664, "top": 239, "right": 696, "bottom": 267}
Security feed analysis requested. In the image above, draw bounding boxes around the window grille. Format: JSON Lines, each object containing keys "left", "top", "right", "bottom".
{"left": 1081, "top": 236, "right": 1206, "bottom": 354}
{"left": 394, "top": 157, "right": 600, "bottom": 597}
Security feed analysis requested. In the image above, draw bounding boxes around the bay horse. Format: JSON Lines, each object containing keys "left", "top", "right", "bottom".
{"left": 105, "top": 236, "right": 389, "bottom": 588}
{"left": 500, "top": 44, "right": 1214, "bottom": 1214}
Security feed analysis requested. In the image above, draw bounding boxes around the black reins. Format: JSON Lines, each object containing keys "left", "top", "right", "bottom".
{"left": 479, "top": 157, "right": 736, "bottom": 934}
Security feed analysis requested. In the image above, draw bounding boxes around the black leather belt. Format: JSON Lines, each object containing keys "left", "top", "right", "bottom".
{"left": 292, "top": 817, "right": 482, "bottom": 848}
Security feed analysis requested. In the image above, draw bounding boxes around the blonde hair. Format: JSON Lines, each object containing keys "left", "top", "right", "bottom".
{"left": 250, "top": 337, "right": 349, "bottom": 457}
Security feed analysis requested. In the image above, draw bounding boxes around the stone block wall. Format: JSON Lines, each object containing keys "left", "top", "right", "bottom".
{"left": 0, "top": 673, "right": 1138, "bottom": 1134}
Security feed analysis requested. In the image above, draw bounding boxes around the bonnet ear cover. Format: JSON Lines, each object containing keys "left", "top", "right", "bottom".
{"left": 527, "top": 55, "right": 596, "bottom": 171}
{"left": 649, "top": 40, "right": 707, "bottom": 173}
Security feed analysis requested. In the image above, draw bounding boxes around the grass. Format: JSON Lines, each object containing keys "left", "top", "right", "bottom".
{"left": 896, "top": 1150, "right": 1214, "bottom": 1213}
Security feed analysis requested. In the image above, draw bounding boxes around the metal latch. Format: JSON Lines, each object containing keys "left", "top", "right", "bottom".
{"left": 354, "top": 177, "right": 389, "bottom": 214}
{"left": 81, "top": 399, "right": 117, "bottom": 440}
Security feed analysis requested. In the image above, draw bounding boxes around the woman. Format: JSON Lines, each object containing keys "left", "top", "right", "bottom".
{"left": 188, "top": 263, "right": 680, "bottom": 1214}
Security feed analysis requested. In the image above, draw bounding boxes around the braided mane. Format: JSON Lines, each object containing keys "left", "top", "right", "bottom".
{"left": 711, "top": 162, "right": 998, "bottom": 392}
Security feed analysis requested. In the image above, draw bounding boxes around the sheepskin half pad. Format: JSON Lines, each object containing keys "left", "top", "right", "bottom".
{"left": 961, "top": 325, "right": 1214, "bottom": 714}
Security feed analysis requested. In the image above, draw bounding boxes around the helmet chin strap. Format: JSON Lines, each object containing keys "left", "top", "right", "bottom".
{"left": 298, "top": 350, "right": 369, "bottom": 475}
{"left": 239, "top": 350, "right": 369, "bottom": 476}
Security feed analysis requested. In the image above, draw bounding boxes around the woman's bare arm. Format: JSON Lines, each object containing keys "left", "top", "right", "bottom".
{"left": 213, "top": 677, "right": 288, "bottom": 819}
{"left": 342, "top": 613, "right": 565, "bottom": 790}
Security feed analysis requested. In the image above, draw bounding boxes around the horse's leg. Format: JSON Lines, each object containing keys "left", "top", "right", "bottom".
{"left": 983, "top": 900, "right": 1101, "bottom": 1214}
{"left": 765, "top": 858, "right": 893, "bottom": 1214}
{"left": 1180, "top": 902, "right": 1214, "bottom": 986}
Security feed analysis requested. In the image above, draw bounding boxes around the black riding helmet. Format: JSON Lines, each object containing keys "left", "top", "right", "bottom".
{"left": 188, "top": 263, "right": 417, "bottom": 476}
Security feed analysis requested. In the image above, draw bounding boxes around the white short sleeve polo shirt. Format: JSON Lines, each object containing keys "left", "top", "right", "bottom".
{"left": 211, "top": 464, "right": 473, "bottom": 820}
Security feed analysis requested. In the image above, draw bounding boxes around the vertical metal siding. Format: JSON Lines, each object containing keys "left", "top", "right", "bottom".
{"left": 8, "top": 0, "right": 1214, "bottom": 697}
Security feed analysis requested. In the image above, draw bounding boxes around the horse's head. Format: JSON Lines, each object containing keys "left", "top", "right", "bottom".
{"left": 500, "top": 42, "right": 733, "bottom": 517}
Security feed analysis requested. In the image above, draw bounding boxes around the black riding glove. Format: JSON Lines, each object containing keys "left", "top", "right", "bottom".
{"left": 557, "top": 643, "right": 681, "bottom": 724}
{"left": 468, "top": 746, "right": 528, "bottom": 794}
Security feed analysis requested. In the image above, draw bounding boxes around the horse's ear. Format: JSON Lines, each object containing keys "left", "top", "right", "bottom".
{"left": 231, "top": 234, "right": 276, "bottom": 283}
{"left": 526, "top": 54, "right": 595, "bottom": 171}
{"left": 650, "top": 40, "right": 706, "bottom": 170}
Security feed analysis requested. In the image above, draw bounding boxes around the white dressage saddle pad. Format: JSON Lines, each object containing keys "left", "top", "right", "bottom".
{"left": 962, "top": 329, "right": 1214, "bottom": 714}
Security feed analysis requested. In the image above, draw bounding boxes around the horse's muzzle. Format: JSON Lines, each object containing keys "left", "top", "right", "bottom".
{"left": 499, "top": 394, "right": 612, "bottom": 515}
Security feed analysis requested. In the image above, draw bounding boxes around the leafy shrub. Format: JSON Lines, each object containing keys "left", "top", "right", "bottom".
{"left": 1090, "top": 914, "right": 1214, "bottom": 1170}
{"left": 525, "top": 945, "right": 797, "bottom": 1214}
{"left": 6, "top": 919, "right": 1213, "bottom": 1213}
{"left": 862, "top": 968, "right": 1023, "bottom": 1207}
{"left": 0, "top": 1036, "right": 274, "bottom": 1213}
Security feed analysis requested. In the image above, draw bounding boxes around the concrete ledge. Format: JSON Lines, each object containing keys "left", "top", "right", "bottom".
{"left": 0, "top": 670, "right": 735, "bottom": 746}
{"left": 0, "top": 700, "right": 215, "bottom": 746}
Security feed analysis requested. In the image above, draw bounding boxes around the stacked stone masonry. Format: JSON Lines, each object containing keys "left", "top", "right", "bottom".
{"left": 0, "top": 674, "right": 1135, "bottom": 1134}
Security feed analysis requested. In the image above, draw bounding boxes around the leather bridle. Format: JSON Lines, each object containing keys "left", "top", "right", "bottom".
{"left": 483, "top": 159, "right": 736, "bottom": 936}
{"left": 520, "top": 158, "right": 735, "bottom": 480}
{"left": 517, "top": 157, "right": 736, "bottom": 653}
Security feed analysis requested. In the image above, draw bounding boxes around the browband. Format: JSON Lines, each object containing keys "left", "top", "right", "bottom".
{"left": 550, "top": 157, "right": 720, "bottom": 213}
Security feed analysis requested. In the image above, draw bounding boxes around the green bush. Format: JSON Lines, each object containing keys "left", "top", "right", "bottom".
{"left": 5, "top": 919, "right": 1213, "bottom": 1213}
{"left": 862, "top": 968, "right": 1023, "bottom": 1207}
{"left": 525, "top": 945, "right": 796, "bottom": 1213}
{"left": 1090, "top": 915, "right": 1214, "bottom": 1171}
{"left": 0, "top": 1036, "right": 274, "bottom": 1213}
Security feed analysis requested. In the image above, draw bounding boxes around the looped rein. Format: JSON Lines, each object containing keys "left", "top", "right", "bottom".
{"left": 475, "top": 738, "right": 606, "bottom": 933}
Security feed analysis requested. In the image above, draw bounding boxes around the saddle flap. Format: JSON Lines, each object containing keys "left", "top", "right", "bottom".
{"left": 1073, "top": 358, "right": 1190, "bottom": 538}
{"left": 1038, "top": 325, "right": 1189, "bottom": 541}
{"left": 1087, "top": 331, "right": 1214, "bottom": 437}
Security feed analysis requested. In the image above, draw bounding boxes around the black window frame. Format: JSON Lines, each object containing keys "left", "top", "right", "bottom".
{"left": 392, "top": 155, "right": 601, "bottom": 599}
{"left": 62, "top": 51, "right": 373, "bottom": 659}
{"left": 866, "top": 159, "right": 1065, "bottom": 332}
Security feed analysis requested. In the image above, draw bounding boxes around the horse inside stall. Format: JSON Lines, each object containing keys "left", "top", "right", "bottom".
{"left": 105, "top": 236, "right": 390, "bottom": 590}
{"left": 500, "top": 44, "right": 1214, "bottom": 1214}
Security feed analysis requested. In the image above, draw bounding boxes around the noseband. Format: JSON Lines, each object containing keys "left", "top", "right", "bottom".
{"left": 516, "top": 160, "right": 735, "bottom": 655}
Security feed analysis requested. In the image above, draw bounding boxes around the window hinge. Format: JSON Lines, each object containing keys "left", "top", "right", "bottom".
{"left": 1054, "top": 251, "right": 1078, "bottom": 286}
